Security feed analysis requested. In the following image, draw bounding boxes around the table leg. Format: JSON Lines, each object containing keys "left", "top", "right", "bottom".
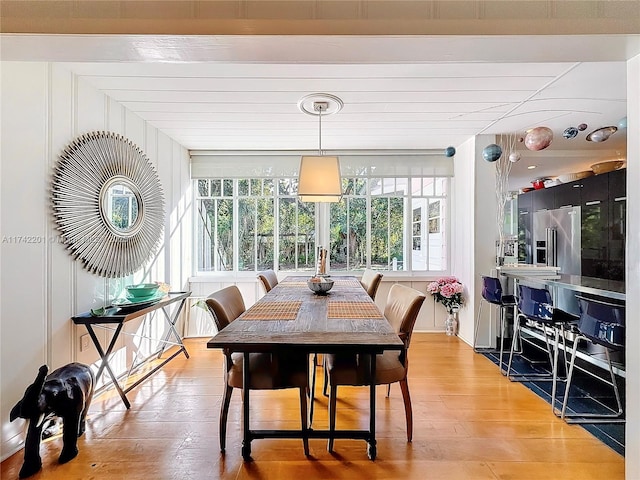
{"left": 86, "top": 324, "right": 131, "bottom": 409}
{"left": 157, "top": 298, "right": 190, "bottom": 359}
{"left": 368, "top": 353, "right": 377, "bottom": 460}
{"left": 242, "top": 352, "right": 252, "bottom": 461}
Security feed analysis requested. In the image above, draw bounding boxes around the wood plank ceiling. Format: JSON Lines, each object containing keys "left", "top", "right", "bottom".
{"left": 1, "top": 1, "right": 638, "bottom": 190}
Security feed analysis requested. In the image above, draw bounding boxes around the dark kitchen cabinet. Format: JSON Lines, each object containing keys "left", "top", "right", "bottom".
{"left": 517, "top": 191, "right": 533, "bottom": 264}
{"left": 580, "top": 173, "right": 609, "bottom": 278}
{"left": 580, "top": 173, "right": 609, "bottom": 203}
{"left": 517, "top": 168, "right": 626, "bottom": 280}
{"left": 608, "top": 168, "right": 626, "bottom": 281}
{"left": 531, "top": 188, "right": 554, "bottom": 212}
{"left": 608, "top": 168, "right": 626, "bottom": 200}
{"left": 553, "top": 181, "right": 582, "bottom": 209}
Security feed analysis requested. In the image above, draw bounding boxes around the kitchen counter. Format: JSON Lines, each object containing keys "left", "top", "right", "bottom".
{"left": 496, "top": 271, "right": 626, "bottom": 377}
{"left": 499, "top": 271, "right": 625, "bottom": 301}
{"left": 496, "top": 264, "right": 561, "bottom": 278}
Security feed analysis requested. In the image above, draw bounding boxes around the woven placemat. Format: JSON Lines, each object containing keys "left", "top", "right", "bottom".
{"left": 278, "top": 281, "right": 308, "bottom": 287}
{"left": 328, "top": 301, "right": 383, "bottom": 319}
{"left": 240, "top": 301, "right": 302, "bottom": 320}
{"left": 333, "top": 278, "right": 362, "bottom": 288}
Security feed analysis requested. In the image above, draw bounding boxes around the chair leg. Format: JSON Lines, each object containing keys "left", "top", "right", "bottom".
{"left": 606, "top": 348, "right": 625, "bottom": 417}
{"left": 549, "top": 328, "right": 561, "bottom": 412}
{"left": 299, "top": 387, "right": 310, "bottom": 456}
{"left": 386, "top": 384, "right": 391, "bottom": 397}
{"left": 398, "top": 378, "right": 413, "bottom": 442}
{"left": 559, "top": 334, "right": 580, "bottom": 419}
{"left": 506, "top": 315, "right": 521, "bottom": 378}
{"left": 558, "top": 339, "right": 625, "bottom": 423}
{"left": 472, "top": 300, "right": 484, "bottom": 351}
{"left": 219, "top": 384, "right": 233, "bottom": 452}
{"left": 508, "top": 316, "right": 562, "bottom": 383}
{"left": 498, "top": 305, "right": 506, "bottom": 374}
{"left": 322, "top": 356, "right": 329, "bottom": 397}
{"left": 327, "top": 384, "right": 337, "bottom": 452}
{"left": 309, "top": 354, "right": 317, "bottom": 425}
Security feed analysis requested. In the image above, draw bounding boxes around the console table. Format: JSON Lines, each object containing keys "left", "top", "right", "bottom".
{"left": 72, "top": 291, "right": 191, "bottom": 408}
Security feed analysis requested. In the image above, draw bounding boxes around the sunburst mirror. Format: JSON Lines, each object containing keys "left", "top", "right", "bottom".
{"left": 52, "top": 131, "right": 165, "bottom": 278}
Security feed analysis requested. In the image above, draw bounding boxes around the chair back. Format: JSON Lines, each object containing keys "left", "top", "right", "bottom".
{"left": 517, "top": 284, "right": 553, "bottom": 322}
{"left": 257, "top": 270, "right": 279, "bottom": 293}
{"left": 481, "top": 276, "right": 503, "bottom": 305}
{"left": 384, "top": 284, "right": 426, "bottom": 348}
{"left": 361, "top": 269, "right": 383, "bottom": 300}
{"left": 205, "top": 286, "right": 246, "bottom": 331}
{"left": 577, "top": 297, "right": 625, "bottom": 350}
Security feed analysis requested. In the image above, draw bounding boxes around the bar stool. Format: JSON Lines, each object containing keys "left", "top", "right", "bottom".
{"left": 556, "top": 296, "right": 625, "bottom": 423}
{"left": 473, "top": 276, "right": 517, "bottom": 373}
{"left": 506, "top": 284, "right": 578, "bottom": 412}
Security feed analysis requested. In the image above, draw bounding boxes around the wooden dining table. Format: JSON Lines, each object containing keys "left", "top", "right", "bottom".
{"left": 206, "top": 276, "right": 403, "bottom": 460}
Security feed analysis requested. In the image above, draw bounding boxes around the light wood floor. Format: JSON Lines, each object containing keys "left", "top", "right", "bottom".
{"left": 2, "top": 334, "right": 624, "bottom": 480}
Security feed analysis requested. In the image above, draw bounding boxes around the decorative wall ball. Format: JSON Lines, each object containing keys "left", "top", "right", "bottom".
{"left": 444, "top": 146, "right": 456, "bottom": 157}
{"left": 508, "top": 151, "right": 521, "bottom": 163}
{"left": 618, "top": 117, "right": 627, "bottom": 129}
{"left": 586, "top": 126, "right": 617, "bottom": 143}
{"left": 563, "top": 127, "right": 578, "bottom": 139}
{"left": 577, "top": 123, "right": 588, "bottom": 131}
{"left": 524, "top": 126, "right": 553, "bottom": 151}
{"left": 482, "top": 144, "right": 502, "bottom": 162}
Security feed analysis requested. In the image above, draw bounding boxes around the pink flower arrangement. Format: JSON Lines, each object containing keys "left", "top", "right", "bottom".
{"left": 427, "top": 276, "right": 464, "bottom": 313}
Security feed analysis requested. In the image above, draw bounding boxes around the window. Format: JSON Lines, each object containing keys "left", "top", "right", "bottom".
{"left": 195, "top": 175, "right": 449, "bottom": 273}
{"left": 412, "top": 208, "right": 422, "bottom": 251}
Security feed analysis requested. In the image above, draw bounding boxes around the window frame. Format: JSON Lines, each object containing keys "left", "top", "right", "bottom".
{"left": 193, "top": 175, "right": 450, "bottom": 275}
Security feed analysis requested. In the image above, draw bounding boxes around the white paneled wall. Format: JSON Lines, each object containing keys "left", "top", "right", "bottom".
{"left": 625, "top": 53, "right": 639, "bottom": 480}
{"left": 1, "top": 64, "right": 49, "bottom": 462}
{"left": 451, "top": 135, "right": 499, "bottom": 347}
{"left": 0, "top": 62, "right": 191, "bottom": 461}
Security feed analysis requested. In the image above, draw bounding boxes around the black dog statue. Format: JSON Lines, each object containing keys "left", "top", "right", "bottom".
{"left": 10, "top": 363, "right": 95, "bottom": 478}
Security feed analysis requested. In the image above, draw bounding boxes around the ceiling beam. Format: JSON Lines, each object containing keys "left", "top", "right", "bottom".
{"left": 2, "top": 1, "right": 639, "bottom": 35}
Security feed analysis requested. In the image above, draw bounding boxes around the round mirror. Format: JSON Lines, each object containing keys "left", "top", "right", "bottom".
{"left": 52, "top": 131, "right": 165, "bottom": 278}
{"left": 100, "top": 176, "right": 143, "bottom": 237}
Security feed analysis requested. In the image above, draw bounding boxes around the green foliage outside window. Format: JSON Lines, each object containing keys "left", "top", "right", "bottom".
{"left": 196, "top": 176, "right": 447, "bottom": 272}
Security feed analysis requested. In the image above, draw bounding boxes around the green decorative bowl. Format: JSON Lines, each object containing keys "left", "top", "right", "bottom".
{"left": 125, "top": 283, "right": 159, "bottom": 298}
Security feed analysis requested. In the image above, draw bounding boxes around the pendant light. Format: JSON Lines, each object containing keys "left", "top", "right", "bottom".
{"left": 297, "top": 94, "right": 343, "bottom": 202}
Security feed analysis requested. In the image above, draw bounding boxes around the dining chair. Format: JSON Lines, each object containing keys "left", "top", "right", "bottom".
{"left": 556, "top": 296, "right": 625, "bottom": 423}
{"left": 318, "top": 270, "right": 384, "bottom": 401}
{"left": 324, "top": 284, "right": 425, "bottom": 451}
{"left": 506, "top": 284, "right": 578, "bottom": 412}
{"left": 360, "top": 269, "right": 384, "bottom": 300}
{"left": 473, "top": 275, "right": 517, "bottom": 373}
{"left": 205, "top": 286, "right": 310, "bottom": 454}
{"left": 257, "top": 269, "right": 279, "bottom": 294}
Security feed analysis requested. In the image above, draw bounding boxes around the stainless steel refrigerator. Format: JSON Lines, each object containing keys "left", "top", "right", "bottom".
{"left": 533, "top": 206, "right": 581, "bottom": 275}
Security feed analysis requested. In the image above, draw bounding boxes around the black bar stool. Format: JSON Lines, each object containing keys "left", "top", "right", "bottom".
{"left": 473, "top": 276, "right": 517, "bottom": 373}
{"left": 556, "top": 296, "right": 625, "bottom": 423}
{"left": 506, "top": 284, "right": 578, "bottom": 412}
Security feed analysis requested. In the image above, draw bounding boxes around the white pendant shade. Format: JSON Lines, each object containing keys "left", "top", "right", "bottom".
{"left": 298, "top": 155, "right": 342, "bottom": 202}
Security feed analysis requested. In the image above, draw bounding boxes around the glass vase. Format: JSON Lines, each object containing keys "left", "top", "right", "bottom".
{"left": 445, "top": 310, "right": 458, "bottom": 336}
